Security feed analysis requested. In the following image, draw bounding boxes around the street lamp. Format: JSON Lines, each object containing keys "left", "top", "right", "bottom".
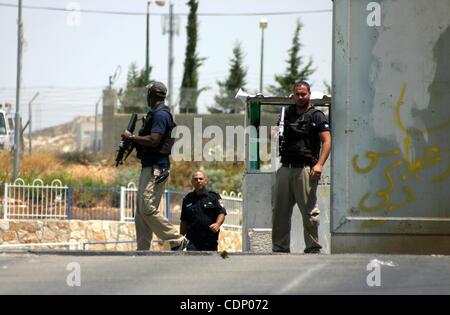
{"left": 161, "top": 1, "right": 176, "bottom": 111}
{"left": 167, "top": 2, "right": 174, "bottom": 112}
{"left": 146, "top": 1, "right": 166, "bottom": 83}
{"left": 259, "top": 19, "right": 268, "bottom": 94}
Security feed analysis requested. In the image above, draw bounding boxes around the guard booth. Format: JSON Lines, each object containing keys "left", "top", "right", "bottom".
{"left": 242, "top": 95, "right": 331, "bottom": 253}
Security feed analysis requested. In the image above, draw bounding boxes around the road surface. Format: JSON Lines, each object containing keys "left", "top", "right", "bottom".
{"left": 1, "top": 251, "right": 449, "bottom": 295}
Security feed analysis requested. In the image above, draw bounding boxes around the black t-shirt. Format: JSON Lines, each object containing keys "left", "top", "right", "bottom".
{"left": 180, "top": 190, "right": 227, "bottom": 250}
{"left": 279, "top": 106, "right": 330, "bottom": 165}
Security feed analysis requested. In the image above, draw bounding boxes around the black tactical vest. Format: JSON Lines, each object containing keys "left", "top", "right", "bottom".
{"left": 281, "top": 106, "right": 322, "bottom": 165}
{"left": 136, "top": 105, "right": 176, "bottom": 159}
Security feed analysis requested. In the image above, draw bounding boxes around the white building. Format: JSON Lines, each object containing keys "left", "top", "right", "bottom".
{"left": 76, "top": 119, "right": 103, "bottom": 152}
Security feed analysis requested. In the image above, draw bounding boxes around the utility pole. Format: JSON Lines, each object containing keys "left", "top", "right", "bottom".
{"left": 93, "top": 96, "right": 101, "bottom": 160}
{"left": 145, "top": 1, "right": 151, "bottom": 83}
{"left": 146, "top": 1, "right": 166, "bottom": 84}
{"left": 259, "top": 19, "right": 268, "bottom": 94}
{"left": 28, "top": 92, "right": 39, "bottom": 156}
{"left": 168, "top": 2, "right": 174, "bottom": 111}
{"left": 13, "top": 0, "right": 23, "bottom": 180}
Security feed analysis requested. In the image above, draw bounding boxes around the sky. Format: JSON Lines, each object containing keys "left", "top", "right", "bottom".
{"left": 0, "top": 0, "right": 333, "bottom": 130}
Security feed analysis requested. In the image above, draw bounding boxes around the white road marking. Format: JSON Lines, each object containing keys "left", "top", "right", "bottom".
{"left": 276, "top": 264, "right": 326, "bottom": 295}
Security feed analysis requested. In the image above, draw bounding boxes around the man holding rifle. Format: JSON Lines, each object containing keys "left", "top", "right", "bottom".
{"left": 272, "top": 81, "right": 331, "bottom": 254}
{"left": 121, "top": 81, "right": 189, "bottom": 251}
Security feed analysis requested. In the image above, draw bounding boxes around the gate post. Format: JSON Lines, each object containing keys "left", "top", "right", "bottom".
{"left": 120, "top": 186, "right": 126, "bottom": 223}
{"left": 67, "top": 186, "right": 72, "bottom": 221}
{"left": 3, "top": 183, "right": 8, "bottom": 220}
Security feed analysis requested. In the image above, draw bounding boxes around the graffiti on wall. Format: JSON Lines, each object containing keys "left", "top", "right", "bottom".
{"left": 352, "top": 83, "right": 450, "bottom": 213}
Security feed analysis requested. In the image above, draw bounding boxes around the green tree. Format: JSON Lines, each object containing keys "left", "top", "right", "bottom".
{"left": 209, "top": 42, "right": 248, "bottom": 113}
{"left": 179, "top": 0, "right": 206, "bottom": 114}
{"left": 269, "top": 19, "right": 315, "bottom": 96}
{"left": 118, "top": 63, "right": 149, "bottom": 113}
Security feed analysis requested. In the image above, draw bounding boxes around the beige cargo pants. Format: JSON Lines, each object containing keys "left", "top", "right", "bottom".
{"left": 135, "top": 166, "right": 184, "bottom": 250}
{"left": 272, "top": 166, "right": 321, "bottom": 253}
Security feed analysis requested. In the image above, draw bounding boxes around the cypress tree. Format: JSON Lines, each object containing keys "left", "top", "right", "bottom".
{"left": 118, "top": 62, "right": 149, "bottom": 113}
{"left": 210, "top": 42, "right": 248, "bottom": 113}
{"left": 179, "top": 0, "right": 205, "bottom": 113}
{"left": 269, "top": 19, "right": 315, "bottom": 96}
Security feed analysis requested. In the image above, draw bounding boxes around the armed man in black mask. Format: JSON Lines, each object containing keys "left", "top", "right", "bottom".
{"left": 272, "top": 81, "right": 331, "bottom": 254}
{"left": 121, "top": 81, "right": 189, "bottom": 251}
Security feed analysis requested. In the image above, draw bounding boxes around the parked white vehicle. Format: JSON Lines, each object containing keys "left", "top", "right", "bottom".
{"left": 0, "top": 104, "right": 14, "bottom": 151}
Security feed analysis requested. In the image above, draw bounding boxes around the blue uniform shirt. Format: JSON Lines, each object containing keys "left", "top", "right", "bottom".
{"left": 140, "top": 102, "right": 173, "bottom": 169}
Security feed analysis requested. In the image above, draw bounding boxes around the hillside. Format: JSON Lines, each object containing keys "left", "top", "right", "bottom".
{"left": 25, "top": 116, "right": 96, "bottom": 153}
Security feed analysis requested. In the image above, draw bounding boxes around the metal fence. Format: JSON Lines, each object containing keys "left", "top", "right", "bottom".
{"left": 2, "top": 179, "right": 68, "bottom": 220}
{"left": 121, "top": 186, "right": 243, "bottom": 230}
{"left": 70, "top": 186, "right": 121, "bottom": 221}
{"left": 120, "top": 182, "right": 138, "bottom": 223}
{"left": 1, "top": 178, "right": 243, "bottom": 230}
{"left": 220, "top": 191, "right": 243, "bottom": 229}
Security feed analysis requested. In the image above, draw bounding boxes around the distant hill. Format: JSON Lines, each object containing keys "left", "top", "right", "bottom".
{"left": 25, "top": 116, "right": 96, "bottom": 153}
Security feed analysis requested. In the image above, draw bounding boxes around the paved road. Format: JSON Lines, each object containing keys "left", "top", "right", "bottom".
{"left": 1, "top": 252, "right": 449, "bottom": 295}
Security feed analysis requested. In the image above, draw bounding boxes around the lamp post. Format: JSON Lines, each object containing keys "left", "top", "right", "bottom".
{"left": 167, "top": 2, "right": 174, "bottom": 111}
{"left": 93, "top": 96, "right": 101, "bottom": 160}
{"left": 146, "top": 1, "right": 166, "bottom": 83}
{"left": 259, "top": 19, "right": 268, "bottom": 94}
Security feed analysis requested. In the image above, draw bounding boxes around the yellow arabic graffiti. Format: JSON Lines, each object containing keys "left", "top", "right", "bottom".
{"left": 433, "top": 148, "right": 450, "bottom": 182}
{"left": 353, "top": 83, "right": 449, "bottom": 215}
{"left": 396, "top": 83, "right": 450, "bottom": 136}
{"left": 352, "top": 149, "right": 401, "bottom": 174}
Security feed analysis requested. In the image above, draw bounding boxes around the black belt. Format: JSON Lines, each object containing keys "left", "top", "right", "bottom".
{"left": 282, "top": 163, "right": 310, "bottom": 168}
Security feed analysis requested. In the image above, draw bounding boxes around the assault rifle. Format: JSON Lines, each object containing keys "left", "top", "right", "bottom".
{"left": 115, "top": 113, "right": 138, "bottom": 167}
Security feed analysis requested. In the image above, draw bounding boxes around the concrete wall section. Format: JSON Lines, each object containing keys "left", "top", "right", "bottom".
{"left": 102, "top": 89, "right": 117, "bottom": 155}
{"left": 332, "top": 0, "right": 450, "bottom": 254}
{"left": 243, "top": 172, "right": 331, "bottom": 254}
{"left": 0, "top": 220, "right": 242, "bottom": 252}
{"left": 101, "top": 101, "right": 281, "bottom": 157}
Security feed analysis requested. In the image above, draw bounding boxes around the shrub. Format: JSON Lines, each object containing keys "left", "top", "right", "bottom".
{"left": 57, "top": 152, "right": 95, "bottom": 165}
{"left": 113, "top": 167, "right": 141, "bottom": 188}
{"left": 22, "top": 171, "right": 73, "bottom": 186}
{"left": 21, "top": 153, "right": 62, "bottom": 174}
{"left": 75, "top": 190, "right": 98, "bottom": 209}
{"left": 0, "top": 152, "right": 12, "bottom": 183}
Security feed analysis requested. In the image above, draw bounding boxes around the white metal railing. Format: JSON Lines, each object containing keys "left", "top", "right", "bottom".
{"left": 121, "top": 182, "right": 137, "bottom": 223}
{"left": 1, "top": 179, "right": 243, "bottom": 230}
{"left": 120, "top": 184, "right": 175, "bottom": 224}
{"left": 220, "top": 191, "right": 243, "bottom": 230}
{"left": 3, "top": 182, "right": 7, "bottom": 220}
{"left": 221, "top": 191, "right": 243, "bottom": 199}
{"left": 121, "top": 186, "right": 243, "bottom": 229}
{"left": 3, "top": 178, "right": 68, "bottom": 221}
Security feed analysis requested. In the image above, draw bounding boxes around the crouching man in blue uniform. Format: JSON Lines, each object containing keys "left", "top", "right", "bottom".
{"left": 180, "top": 171, "right": 227, "bottom": 251}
